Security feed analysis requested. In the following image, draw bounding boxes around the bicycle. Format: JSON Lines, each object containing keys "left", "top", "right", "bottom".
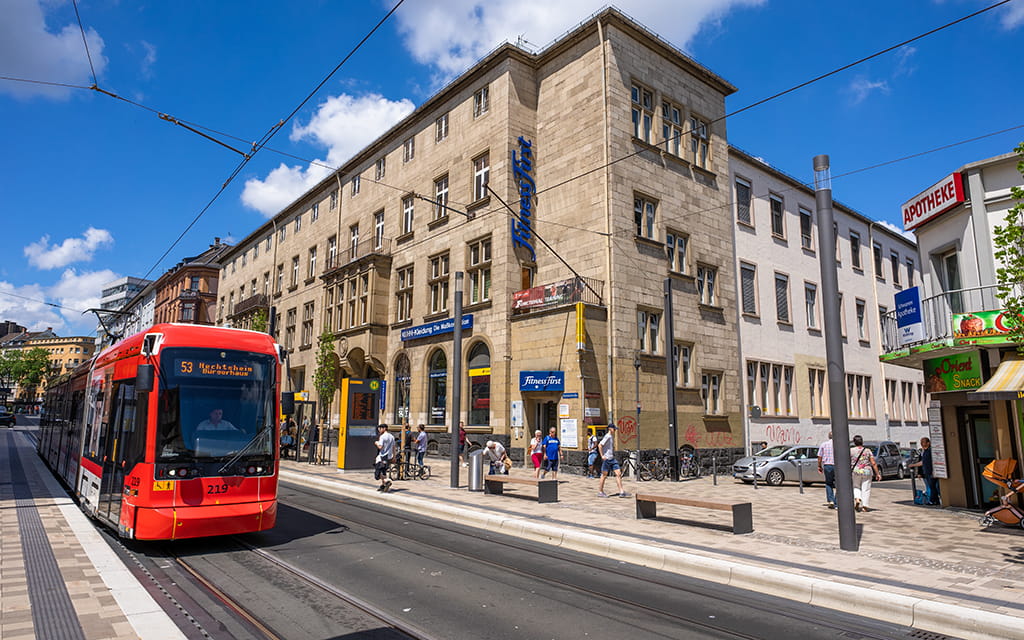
{"left": 387, "top": 454, "right": 431, "bottom": 481}
{"left": 679, "top": 449, "right": 701, "bottom": 479}
{"left": 620, "top": 450, "right": 661, "bottom": 481}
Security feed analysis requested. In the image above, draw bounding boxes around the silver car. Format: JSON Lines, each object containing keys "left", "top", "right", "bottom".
{"left": 732, "top": 444, "right": 824, "bottom": 486}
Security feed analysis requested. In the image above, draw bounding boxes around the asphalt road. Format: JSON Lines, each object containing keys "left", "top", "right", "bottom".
{"left": 148, "top": 479, "right": 932, "bottom": 640}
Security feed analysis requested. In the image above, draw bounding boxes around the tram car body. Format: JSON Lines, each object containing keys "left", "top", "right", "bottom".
{"left": 39, "top": 324, "right": 286, "bottom": 540}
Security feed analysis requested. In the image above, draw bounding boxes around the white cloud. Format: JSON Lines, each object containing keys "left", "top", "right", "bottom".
{"left": 241, "top": 93, "right": 415, "bottom": 216}
{"left": 847, "top": 77, "right": 890, "bottom": 104}
{"left": 877, "top": 219, "right": 916, "bottom": 243}
{"left": 1002, "top": 4, "right": 1024, "bottom": 29}
{"left": 392, "top": 0, "right": 764, "bottom": 83}
{"left": 49, "top": 268, "right": 117, "bottom": 333}
{"left": 0, "top": 0, "right": 108, "bottom": 99}
{"left": 893, "top": 45, "right": 917, "bottom": 78}
{"left": 24, "top": 227, "right": 114, "bottom": 270}
{"left": 0, "top": 281, "right": 65, "bottom": 332}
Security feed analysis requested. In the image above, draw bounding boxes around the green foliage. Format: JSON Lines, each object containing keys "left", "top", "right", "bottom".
{"left": 992, "top": 142, "right": 1024, "bottom": 354}
{"left": 313, "top": 329, "right": 338, "bottom": 422}
{"left": 0, "top": 348, "right": 51, "bottom": 389}
{"left": 250, "top": 308, "right": 269, "bottom": 334}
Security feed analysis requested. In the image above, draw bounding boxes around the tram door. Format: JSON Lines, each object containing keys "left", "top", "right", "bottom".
{"left": 98, "top": 382, "right": 134, "bottom": 525}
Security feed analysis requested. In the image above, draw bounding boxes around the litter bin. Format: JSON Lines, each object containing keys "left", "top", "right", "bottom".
{"left": 468, "top": 449, "right": 485, "bottom": 492}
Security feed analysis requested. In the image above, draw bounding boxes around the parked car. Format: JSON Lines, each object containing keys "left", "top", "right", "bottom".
{"left": 0, "top": 411, "right": 15, "bottom": 427}
{"left": 733, "top": 444, "right": 824, "bottom": 486}
{"left": 861, "top": 440, "right": 906, "bottom": 479}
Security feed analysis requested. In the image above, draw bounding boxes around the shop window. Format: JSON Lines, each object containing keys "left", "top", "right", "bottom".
{"left": 394, "top": 353, "right": 411, "bottom": 423}
{"left": 467, "top": 343, "right": 490, "bottom": 426}
{"left": 428, "top": 350, "right": 447, "bottom": 426}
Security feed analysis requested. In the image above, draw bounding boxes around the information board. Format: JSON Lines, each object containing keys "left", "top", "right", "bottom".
{"left": 927, "top": 402, "right": 948, "bottom": 479}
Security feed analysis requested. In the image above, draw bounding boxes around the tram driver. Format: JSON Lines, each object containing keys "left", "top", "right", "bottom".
{"left": 196, "top": 408, "right": 240, "bottom": 432}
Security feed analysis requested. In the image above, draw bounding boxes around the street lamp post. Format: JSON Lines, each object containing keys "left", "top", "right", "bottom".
{"left": 450, "top": 272, "right": 464, "bottom": 489}
{"left": 633, "top": 353, "right": 641, "bottom": 453}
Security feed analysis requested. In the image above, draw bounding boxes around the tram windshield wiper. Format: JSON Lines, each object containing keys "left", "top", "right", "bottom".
{"left": 217, "top": 424, "right": 273, "bottom": 474}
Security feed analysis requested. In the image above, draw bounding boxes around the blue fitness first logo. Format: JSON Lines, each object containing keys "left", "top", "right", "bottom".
{"left": 511, "top": 136, "right": 536, "bottom": 261}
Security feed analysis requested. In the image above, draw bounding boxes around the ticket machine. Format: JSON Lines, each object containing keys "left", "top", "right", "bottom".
{"left": 337, "top": 378, "right": 382, "bottom": 470}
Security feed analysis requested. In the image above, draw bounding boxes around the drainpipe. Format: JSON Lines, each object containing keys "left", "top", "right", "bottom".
{"left": 598, "top": 17, "right": 618, "bottom": 425}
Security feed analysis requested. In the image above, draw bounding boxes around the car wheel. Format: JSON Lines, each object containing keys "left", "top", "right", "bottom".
{"left": 897, "top": 464, "right": 907, "bottom": 480}
{"left": 765, "top": 468, "right": 785, "bottom": 486}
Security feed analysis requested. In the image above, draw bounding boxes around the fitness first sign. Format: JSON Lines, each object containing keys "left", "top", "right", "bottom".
{"left": 902, "top": 172, "right": 965, "bottom": 231}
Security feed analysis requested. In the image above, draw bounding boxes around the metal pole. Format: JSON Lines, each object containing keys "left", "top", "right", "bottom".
{"left": 450, "top": 272, "right": 464, "bottom": 489}
{"left": 814, "top": 154, "right": 858, "bottom": 551}
{"left": 664, "top": 278, "right": 680, "bottom": 481}
{"left": 634, "top": 354, "right": 641, "bottom": 455}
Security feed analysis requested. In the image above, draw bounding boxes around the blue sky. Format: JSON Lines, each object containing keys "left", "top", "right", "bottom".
{"left": 2, "top": 0, "right": 1022, "bottom": 336}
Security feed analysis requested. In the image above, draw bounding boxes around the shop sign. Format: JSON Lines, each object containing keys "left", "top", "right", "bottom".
{"left": 562, "top": 392, "right": 579, "bottom": 399}
{"left": 400, "top": 314, "right": 473, "bottom": 341}
{"left": 512, "top": 277, "right": 585, "bottom": 312}
{"left": 519, "top": 370, "right": 565, "bottom": 391}
{"left": 510, "top": 136, "right": 537, "bottom": 261}
{"left": 584, "top": 407, "right": 602, "bottom": 418}
{"left": 952, "top": 310, "right": 1017, "bottom": 346}
{"left": 902, "top": 172, "right": 965, "bottom": 231}
{"left": 895, "top": 287, "right": 923, "bottom": 345}
{"left": 468, "top": 367, "right": 491, "bottom": 377}
{"left": 922, "top": 352, "right": 983, "bottom": 393}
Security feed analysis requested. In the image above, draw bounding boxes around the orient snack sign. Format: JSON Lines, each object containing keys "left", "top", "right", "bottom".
{"left": 922, "top": 352, "right": 983, "bottom": 393}
{"left": 902, "top": 172, "right": 965, "bottom": 231}
{"left": 952, "top": 310, "right": 1016, "bottom": 346}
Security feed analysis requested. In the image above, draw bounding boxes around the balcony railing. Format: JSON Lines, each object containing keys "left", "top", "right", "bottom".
{"left": 324, "top": 238, "right": 392, "bottom": 274}
{"left": 881, "top": 283, "right": 1007, "bottom": 353}
{"left": 231, "top": 293, "right": 270, "bottom": 318}
{"left": 512, "top": 276, "right": 604, "bottom": 315}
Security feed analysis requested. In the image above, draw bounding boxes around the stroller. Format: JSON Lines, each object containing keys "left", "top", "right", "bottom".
{"left": 980, "top": 459, "right": 1024, "bottom": 529}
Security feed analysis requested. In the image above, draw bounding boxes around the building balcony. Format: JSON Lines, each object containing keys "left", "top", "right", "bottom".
{"left": 229, "top": 293, "right": 270, "bottom": 319}
{"left": 323, "top": 238, "right": 392, "bottom": 277}
{"left": 512, "top": 276, "right": 604, "bottom": 315}
{"left": 178, "top": 288, "right": 215, "bottom": 301}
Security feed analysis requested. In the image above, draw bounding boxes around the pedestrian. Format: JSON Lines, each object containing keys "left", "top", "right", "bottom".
{"left": 280, "top": 428, "right": 295, "bottom": 459}
{"left": 374, "top": 424, "right": 396, "bottom": 492}
{"left": 528, "top": 429, "right": 544, "bottom": 478}
{"left": 458, "top": 422, "right": 468, "bottom": 467}
{"left": 850, "top": 435, "right": 881, "bottom": 512}
{"left": 909, "top": 437, "right": 940, "bottom": 505}
{"left": 541, "top": 426, "right": 562, "bottom": 480}
{"left": 483, "top": 440, "right": 509, "bottom": 475}
{"left": 597, "top": 424, "right": 628, "bottom": 498}
{"left": 415, "top": 424, "right": 428, "bottom": 466}
{"left": 817, "top": 431, "right": 836, "bottom": 509}
{"left": 586, "top": 429, "right": 600, "bottom": 478}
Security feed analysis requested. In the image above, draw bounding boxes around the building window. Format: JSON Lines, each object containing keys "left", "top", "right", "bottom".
{"left": 435, "top": 113, "right": 448, "bottom": 142}
{"left": 673, "top": 342, "right": 694, "bottom": 387}
{"left": 770, "top": 194, "right": 785, "bottom": 238}
{"left": 468, "top": 342, "right": 491, "bottom": 426}
{"left": 873, "top": 242, "right": 884, "bottom": 280}
{"left": 430, "top": 253, "right": 450, "bottom": 314}
{"left": 375, "top": 157, "right": 386, "bottom": 181}
{"left": 181, "top": 303, "right": 195, "bottom": 322}
{"left": 701, "top": 372, "right": 722, "bottom": 415}
{"left": 295, "top": 213, "right": 302, "bottom": 232}
{"left": 799, "top": 207, "right": 813, "bottom": 250}
{"left": 847, "top": 374, "right": 873, "bottom": 419}
{"left": 349, "top": 224, "right": 359, "bottom": 260}
{"left": 190, "top": 276, "right": 200, "bottom": 291}
{"left": 253, "top": 242, "right": 259, "bottom": 259}
{"left": 393, "top": 353, "right": 411, "bottom": 423}
{"left": 401, "top": 196, "right": 415, "bottom": 234}
{"left": 346, "top": 277, "right": 357, "bottom": 328}
{"left": 665, "top": 231, "right": 688, "bottom": 273}
{"left": 403, "top": 136, "right": 415, "bottom": 162}
{"left": 809, "top": 367, "right": 828, "bottom": 417}
{"left": 473, "top": 153, "right": 489, "bottom": 201}
{"left": 696, "top": 265, "right": 717, "bottom": 306}
{"left": 887, "top": 379, "right": 900, "bottom": 422}
{"left": 637, "top": 309, "right": 661, "bottom": 354}
{"left": 351, "top": 174, "right": 361, "bottom": 196}
{"left": 327, "top": 236, "right": 337, "bottom": 270}
{"left": 359, "top": 273, "right": 369, "bottom": 325}
{"left": 906, "top": 258, "right": 915, "bottom": 287}
{"left": 311, "top": 202, "right": 319, "bottom": 222}
{"left": 891, "top": 251, "right": 901, "bottom": 287}
{"left": 428, "top": 349, "right": 447, "bottom": 425}
{"left": 740, "top": 262, "right": 758, "bottom": 315}
{"left": 330, "top": 189, "right": 338, "bottom": 210}
{"left": 856, "top": 299, "right": 868, "bottom": 341}
{"left": 735, "top": 178, "right": 752, "bottom": 226}
{"left": 284, "top": 308, "right": 296, "bottom": 350}
{"left": 396, "top": 265, "right": 414, "bottom": 323}
{"left": 434, "top": 175, "right": 449, "bottom": 220}
{"left": 278, "top": 226, "right": 286, "bottom": 243}
{"left": 634, "top": 196, "right": 656, "bottom": 240}
{"left": 631, "top": 84, "right": 654, "bottom": 144}
{"left": 276, "top": 264, "right": 284, "bottom": 293}
{"left": 307, "top": 247, "right": 317, "bottom": 279}
{"left": 301, "top": 302, "right": 314, "bottom": 347}
{"left": 374, "top": 210, "right": 385, "bottom": 250}
{"left": 805, "top": 282, "right": 818, "bottom": 330}
{"left": 251, "top": 279, "right": 257, "bottom": 297}
{"left": 468, "top": 238, "right": 491, "bottom": 305}
{"left": 774, "top": 273, "right": 790, "bottom": 323}
{"left": 262, "top": 272, "right": 270, "bottom": 295}
{"left": 850, "top": 232, "right": 862, "bottom": 270}
{"left": 661, "top": 100, "right": 683, "bottom": 156}
{"left": 291, "top": 256, "right": 300, "bottom": 287}
{"left": 240, "top": 252, "right": 247, "bottom": 268}
{"left": 473, "top": 86, "right": 489, "bottom": 117}
{"left": 266, "top": 236, "right": 272, "bottom": 252}
{"left": 690, "top": 116, "right": 709, "bottom": 169}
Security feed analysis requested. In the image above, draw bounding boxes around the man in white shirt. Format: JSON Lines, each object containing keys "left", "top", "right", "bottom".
{"left": 816, "top": 431, "right": 836, "bottom": 509}
{"left": 415, "top": 424, "right": 428, "bottom": 466}
{"left": 375, "top": 424, "right": 396, "bottom": 492}
{"left": 597, "top": 424, "right": 628, "bottom": 498}
{"left": 196, "top": 408, "right": 239, "bottom": 432}
{"left": 483, "top": 440, "right": 508, "bottom": 475}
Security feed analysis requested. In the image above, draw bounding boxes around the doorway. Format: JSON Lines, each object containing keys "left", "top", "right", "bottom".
{"left": 959, "top": 409, "right": 997, "bottom": 507}
{"left": 529, "top": 400, "right": 557, "bottom": 436}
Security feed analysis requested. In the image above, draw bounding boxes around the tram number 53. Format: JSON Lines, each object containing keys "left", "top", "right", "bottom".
{"left": 207, "top": 483, "right": 229, "bottom": 495}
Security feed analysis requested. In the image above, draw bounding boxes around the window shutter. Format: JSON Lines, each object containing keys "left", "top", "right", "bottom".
{"left": 775, "top": 276, "right": 789, "bottom": 322}
{"left": 741, "top": 266, "right": 756, "bottom": 314}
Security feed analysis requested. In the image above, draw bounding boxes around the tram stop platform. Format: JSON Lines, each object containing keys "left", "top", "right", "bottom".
{"left": 280, "top": 455, "right": 1024, "bottom": 640}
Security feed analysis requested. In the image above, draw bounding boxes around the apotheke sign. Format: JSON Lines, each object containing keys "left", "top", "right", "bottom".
{"left": 902, "top": 172, "right": 965, "bottom": 231}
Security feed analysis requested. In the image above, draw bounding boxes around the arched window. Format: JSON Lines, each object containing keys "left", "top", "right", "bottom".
{"left": 467, "top": 343, "right": 490, "bottom": 426}
{"left": 393, "top": 353, "right": 410, "bottom": 423}
{"left": 428, "top": 350, "right": 447, "bottom": 426}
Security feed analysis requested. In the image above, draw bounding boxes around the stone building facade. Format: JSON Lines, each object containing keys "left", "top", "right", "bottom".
{"left": 152, "top": 239, "right": 230, "bottom": 326}
{"left": 217, "top": 8, "right": 742, "bottom": 455}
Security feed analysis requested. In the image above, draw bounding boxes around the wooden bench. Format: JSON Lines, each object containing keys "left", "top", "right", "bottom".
{"left": 635, "top": 492, "right": 753, "bottom": 534}
{"left": 484, "top": 475, "right": 558, "bottom": 503}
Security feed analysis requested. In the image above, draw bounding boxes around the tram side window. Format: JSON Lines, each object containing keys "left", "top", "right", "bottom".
{"left": 112, "top": 382, "right": 148, "bottom": 470}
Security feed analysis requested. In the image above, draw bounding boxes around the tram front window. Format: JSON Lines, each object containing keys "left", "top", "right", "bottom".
{"left": 156, "top": 348, "right": 276, "bottom": 462}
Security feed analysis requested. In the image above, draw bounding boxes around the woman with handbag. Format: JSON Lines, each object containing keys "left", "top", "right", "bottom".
{"left": 850, "top": 435, "right": 882, "bottom": 512}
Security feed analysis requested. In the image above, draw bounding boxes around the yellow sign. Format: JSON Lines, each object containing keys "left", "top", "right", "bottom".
{"left": 468, "top": 367, "right": 491, "bottom": 377}
{"left": 152, "top": 480, "right": 174, "bottom": 492}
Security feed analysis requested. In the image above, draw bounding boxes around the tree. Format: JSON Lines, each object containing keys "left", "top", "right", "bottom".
{"left": 0, "top": 348, "right": 51, "bottom": 401}
{"left": 250, "top": 308, "right": 269, "bottom": 334}
{"left": 313, "top": 329, "right": 339, "bottom": 426}
{"left": 992, "top": 142, "right": 1024, "bottom": 354}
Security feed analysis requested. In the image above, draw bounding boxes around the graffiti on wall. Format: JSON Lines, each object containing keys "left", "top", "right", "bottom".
{"left": 761, "top": 424, "right": 818, "bottom": 445}
{"left": 616, "top": 415, "right": 637, "bottom": 445}
{"left": 684, "top": 425, "right": 735, "bottom": 448}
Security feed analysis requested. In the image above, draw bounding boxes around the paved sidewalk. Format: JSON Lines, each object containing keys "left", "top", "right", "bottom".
{"left": 281, "top": 457, "right": 1024, "bottom": 640}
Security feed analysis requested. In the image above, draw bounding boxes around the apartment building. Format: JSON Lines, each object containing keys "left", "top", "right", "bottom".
{"left": 730, "top": 148, "right": 928, "bottom": 451}
{"left": 218, "top": 8, "right": 743, "bottom": 455}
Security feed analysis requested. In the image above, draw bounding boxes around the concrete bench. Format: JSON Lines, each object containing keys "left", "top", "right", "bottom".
{"left": 635, "top": 492, "right": 753, "bottom": 534}
{"left": 484, "top": 475, "right": 558, "bottom": 503}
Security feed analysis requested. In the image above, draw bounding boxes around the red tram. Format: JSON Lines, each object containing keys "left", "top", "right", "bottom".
{"left": 39, "top": 324, "right": 286, "bottom": 540}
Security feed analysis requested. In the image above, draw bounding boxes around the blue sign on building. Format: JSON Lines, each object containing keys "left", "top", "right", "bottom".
{"left": 400, "top": 315, "right": 473, "bottom": 341}
{"left": 519, "top": 371, "right": 565, "bottom": 392}
{"left": 895, "top": 286, "right": 923, "bottom": 346}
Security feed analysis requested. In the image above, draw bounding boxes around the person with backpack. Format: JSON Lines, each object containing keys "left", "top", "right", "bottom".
{"left": 850, "top": 435, "right": 881, "bottom": 512}
{"left": 374, "top": 424, "right": 396, "bottom": 492}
